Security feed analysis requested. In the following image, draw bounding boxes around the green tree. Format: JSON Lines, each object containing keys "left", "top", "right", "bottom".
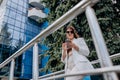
{"left": 0, "top": 23, "right": 11, "bottom": 45}
{"left": 0, "top": 23, "right": 12, "bottom": 63}
{"left": 41, "top": 0, "right": 120, "bottom": 73}
{"left": 13, "top": 39, "right": 24, "bottom": 77}
{"left": 0, "top": 23, "right": 12, "bottom": 76}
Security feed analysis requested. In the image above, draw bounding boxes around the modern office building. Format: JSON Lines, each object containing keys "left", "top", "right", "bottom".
{"left": 0, "top": 0, "right": 49, "bottom": 79}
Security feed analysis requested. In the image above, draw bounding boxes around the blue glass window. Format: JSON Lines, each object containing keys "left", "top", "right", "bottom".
{"left": 14, "top": 27, "right": 21, "bottom": 32}
{"left": 21, "top": 23, "right": 25, "bottom": 30}
{"left": 11, "top": 0, "right": 17, "bottom": 4}
{"left": 7, "top": 24, "right": 14, "bottom": 29}
{"left": 8, "top": 18, "right": 15, "bottom": 25}
{"left": 9, "top": 10, "right": 16, "bottom": 18}
{"left": 28, "top": 26, "right": 32, "bottom": 32}
{"left": 23, "top": 8, "right": 26, "bottom": 13}
{"left": 5, "top": 9, "right": 10, "bottom": 16}
{"left": 13, "top": 30, "right": 20, "bottom": 40}
{"left": 21, "top": 28, "right": 24, "bottom": 33}
{"left": 11, "top": 2, "right": 17, "bottom": 9}
{"left": 23, "top": 2, "right": 27, "bottom": 8}
{"left": 20, "top": 32, "right": 24, "bottom": 41}
{"left": 4, "top": 16, "right": 8, "bottom": 23}
{"left": 17, "top": 6, "right": 23, "bottom": 12}
{"left": 7, "top": 0, "right": 11, "bottom": 6}
{"left": 22, "top": 16, "right": 26, "bottom": 23}
{"left": 12, "top": 39, "right": 17, "bottom": 46}
{"left": 18, "top": 0, "right": 24, "bottom": 6}
{"left": 15, "top": 20, "right": 21, "bottom": 28}
{"left": 16, "top": 13, "right": 22, "bottom": 21}
{"left": 8, "top": 28, "right": 13, "bottom": 38}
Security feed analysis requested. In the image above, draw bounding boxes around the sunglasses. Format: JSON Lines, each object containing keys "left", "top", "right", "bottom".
{"left": 66, "top": 31, "right": 74, "bottom": 34}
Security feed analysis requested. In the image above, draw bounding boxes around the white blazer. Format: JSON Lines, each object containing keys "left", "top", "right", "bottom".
{"left": 61, "top": 38, "right": 94, "bottom": 71}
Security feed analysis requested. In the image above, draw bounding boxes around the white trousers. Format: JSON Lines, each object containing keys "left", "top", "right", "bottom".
{"left": 65, "top": 65, "right": 84, "bottom": 80}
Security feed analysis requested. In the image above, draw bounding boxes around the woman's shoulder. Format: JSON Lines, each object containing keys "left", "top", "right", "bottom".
{"left": 73, "top": 38, "right": 85, "bottom": 43}
{"left": 76, "top": 37, "right": 84, "bottom": 41}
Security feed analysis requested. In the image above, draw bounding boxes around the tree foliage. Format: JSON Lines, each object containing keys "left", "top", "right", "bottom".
{"left": 0, "top": 23, "right": 11, "bottom": 45}
{"left": 41, "top": 0, "right": 120, "bottom": 73}
{"left": 0, "top": 24, "right": 23, "bottom": 76}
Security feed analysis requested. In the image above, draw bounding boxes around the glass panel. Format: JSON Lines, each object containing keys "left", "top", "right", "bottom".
{"left": 23, "top": 8, "right": 26, "bottom": 13}
{"left": 18, "top": 0, "right": 24, "bottom": 6}
{"left": 14, "top": 26, "right": 21, "bottom": 32}
{"left": 21, "top": 29, "right": 24, "bottom": 33}
{"left": 7, "top": 24, "right": 14, "bottom": 29}
{"left": 11, "top": 0, "right": 17, "bottom": 3}
{"left": 15, "top": 20, "right": 21, "bottom": 28}
{"left": 15, "top": 0, "right": 19, "bottom": 3}
{"left": 25, "top": 35, "right": 32, "bottom": 42}
{"left": 23, "top": 2, "right": 27, "bottom": 8}
{"left": 8, "top": 18, "right": 15, "bottom": 25}
{"left": 32, "top": 26, "right": 39, "bottom": 34}
{"left": 28, "top": 25, "right": 32, "bottom": 32}
{"left": 19, "top": 32, "right": 24, "bottom": 41}
{"left": 5, "top": 9, "right": 10, "bottom": 16}
{"left": 9, "top": 10, "right": 16, "bottom": 19}
{"left": 21, "top": 23, "right": 25, "bottom": 30}
{"left": 7, "top": 0, "right": 11, "bottom": 6}
{"left": 10, "top": 2, "right": 17, "bottom": 9}
{"left": 3, "top": 16, "right": 8, "bottom": 23}
{"left": 22, "top": 0, "right": 28, "bottom": 2}
{"left": 22, "top": 16, "right": 26, "bottom": 23}
{"left": 11, "top": 39, "right": 17, "bottom": 47}
{"left": 17, "top": 10, "right": 22, "bottom": 15}
{"left": 17, "top": 5, "right": 23, "bottom": 12}
{"left": 8, "top": 28, "right": 13, "bottom": 38}
{"left": 13, "top": 30, "right": 20, "bottom": 40}
{"left": 9, "top": 6, "right": 17, "bottom": 12}
{"left": 16, "top": 13, "right": 22, "bottom": 21}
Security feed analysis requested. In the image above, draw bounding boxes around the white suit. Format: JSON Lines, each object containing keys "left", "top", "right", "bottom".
{"left": 61, "top": 38, "right": 94, "bottom": 80}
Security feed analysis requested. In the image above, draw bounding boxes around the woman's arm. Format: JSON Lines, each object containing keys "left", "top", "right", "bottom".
{"left": 61, "top": 43, "right": 67, "bottom": 62}
{"left": 72, "top": 42, "right": 79, "bottom": 51}
{"left": 74, "top": 38, "right": 90, "bottom": 56}
{"left": 62, "top": 49, "right": 66, "bottom": 61}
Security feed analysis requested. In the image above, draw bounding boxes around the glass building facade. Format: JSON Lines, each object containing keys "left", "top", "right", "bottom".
{"left": 0, "top": 0, "right": 49, "bottom": 79}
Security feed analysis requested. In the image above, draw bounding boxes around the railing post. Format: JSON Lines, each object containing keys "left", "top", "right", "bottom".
{"left": 9, "top": 59, "right": 15, "bottom": 80}
{"left": 85, "top": 6, "right": 118, "bottom": 80}
{"left": 33, "top": 42, "right": 39, "bottom": 80}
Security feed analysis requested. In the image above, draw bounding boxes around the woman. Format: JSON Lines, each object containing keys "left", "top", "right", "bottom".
{"left": 61, "top": 26, "right": 94, "bottom": 80}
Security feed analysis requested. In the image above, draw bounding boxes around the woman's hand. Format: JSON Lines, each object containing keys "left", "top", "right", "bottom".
{"left": 62, "top": 43, "right": 67, "bottom": 60}
{"left": 63, "top": 42, "right": 79, "bottom": 51}
{"left": 62, "top": 43, "right": 67, "bottom": 51}
{"left": 71, "top": 42, "right": 79, "bottom": 51}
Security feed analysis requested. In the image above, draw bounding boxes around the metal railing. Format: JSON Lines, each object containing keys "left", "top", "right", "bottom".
{"left": 38, "top": 53, "right": 120, "bottom": 80}
{"left": 39, "top": 65, "right": 120, "bottom": 80}
{"left": 91, "top": 53, "right": 120, "bottom": 64}
{"left": 0, "top": 0, "right": 119, "bottom": 80}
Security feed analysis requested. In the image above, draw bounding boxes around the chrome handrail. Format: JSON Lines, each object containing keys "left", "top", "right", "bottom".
{"left": 38, "top": 53, "right": 120, "bottom": 79}
{"left": 41, "top": 65, "right": 120, "bottom": 80}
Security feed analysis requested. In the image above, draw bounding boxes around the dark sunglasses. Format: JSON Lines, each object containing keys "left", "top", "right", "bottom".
{"left": 66, "top": 31, "right": 74, "bottom": 34}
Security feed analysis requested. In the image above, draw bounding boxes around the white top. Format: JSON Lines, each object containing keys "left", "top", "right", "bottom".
{"left": 61, "top": 38, "right": 94, "bottom": 72}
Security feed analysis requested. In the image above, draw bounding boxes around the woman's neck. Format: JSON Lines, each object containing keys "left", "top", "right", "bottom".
{"left": 69, "top": 38, "right": 74, "bottom": 41}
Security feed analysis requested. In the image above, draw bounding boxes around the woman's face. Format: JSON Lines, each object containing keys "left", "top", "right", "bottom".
{"left": 66, "top": 28, "right": 74, "bottom": 40}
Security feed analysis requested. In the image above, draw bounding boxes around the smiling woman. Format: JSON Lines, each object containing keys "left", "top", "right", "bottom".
{"left": 61, "top": 25, "right": 94, "bottom": 80}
